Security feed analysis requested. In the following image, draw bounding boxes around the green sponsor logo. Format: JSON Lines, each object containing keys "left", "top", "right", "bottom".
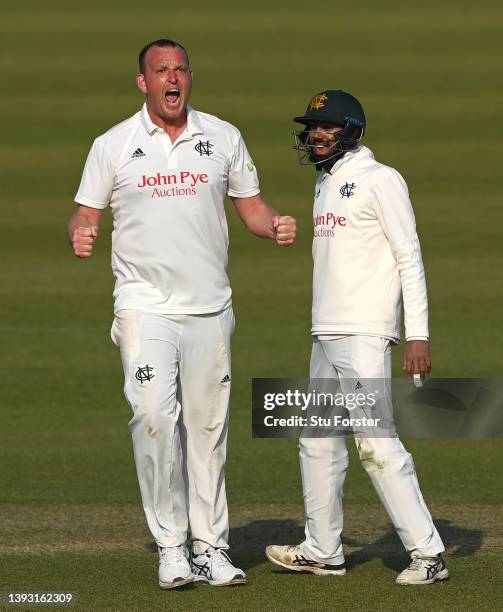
{"left": 246, "top": 161, "right": 255, "bottom": 173}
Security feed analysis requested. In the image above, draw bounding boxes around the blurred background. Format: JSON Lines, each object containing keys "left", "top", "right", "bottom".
{"left": 1, "top": 0, "right": 502, "bottom": 609}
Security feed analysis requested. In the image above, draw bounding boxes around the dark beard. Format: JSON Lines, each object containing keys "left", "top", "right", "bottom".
{"left": 310, "top": 150, "right": 346, "bottom": 173}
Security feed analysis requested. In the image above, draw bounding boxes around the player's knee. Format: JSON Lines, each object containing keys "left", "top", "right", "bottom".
{"left": 299, "top": 438, "right": 349, "bottom": 467}
{"left": 127, "top": 397, "right": 179, "bottom": 435}
{"left": 358, "top": 442, "right": 414, "bottom": 474}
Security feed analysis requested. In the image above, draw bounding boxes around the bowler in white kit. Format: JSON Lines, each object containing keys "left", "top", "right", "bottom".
{"left": 265, "top": 90, "right": 448, "bottom": 585}
{"left": 67, "top": 39, "right": 296, "bottom": 589}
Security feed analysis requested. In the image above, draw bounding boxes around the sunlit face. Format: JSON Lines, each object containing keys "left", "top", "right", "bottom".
{"left": 136, "top": 45, "right": 193, "bottom": 126}
{"left": 308, "top": 123, "right": 344, "bottom": 157}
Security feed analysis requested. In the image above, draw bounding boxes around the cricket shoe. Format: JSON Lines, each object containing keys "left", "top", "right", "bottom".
{"left": 191, "top": 548, "right": 246, "bottom": 586}
{"left": 396, "top": 554, "right": 449, "bottom": 585}
{"left": 158, "top": 545, "right": 193, "bottom": 589}
{"left": 265, "top": 544, "right": 346, "bottom": 576}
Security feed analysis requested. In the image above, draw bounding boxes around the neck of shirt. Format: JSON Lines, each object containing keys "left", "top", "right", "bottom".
{"left": 145, "top": 106, "right": 188, "bottom": 143}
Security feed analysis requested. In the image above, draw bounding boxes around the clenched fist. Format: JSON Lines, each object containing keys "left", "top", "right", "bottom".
{"left": 72, "top": 226, "right": 99, "bottom": 258}
{"left": 272, "top": 215, "right": 297, "bottom": 247}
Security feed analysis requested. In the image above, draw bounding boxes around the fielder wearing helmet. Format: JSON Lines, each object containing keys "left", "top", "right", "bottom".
{"left": 293, "top": 90, "right": 366, "bottom": 171}
{"left": 266, "top": 89, "right": 449, "bottom": 586}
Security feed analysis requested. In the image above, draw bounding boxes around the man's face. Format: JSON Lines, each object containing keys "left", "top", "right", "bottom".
{"left": 308, "top": 123, "right": 343, "bottom": 157}
{"left": 136, "top": 45, "right": 193, "bottom": 125}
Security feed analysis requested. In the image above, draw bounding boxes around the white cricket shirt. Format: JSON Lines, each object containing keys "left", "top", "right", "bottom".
{"left": 75, "top": 104, "right": 260, "bottom": 314}
{"left": 312, "top": 146, "right": 428, "bottom": 342}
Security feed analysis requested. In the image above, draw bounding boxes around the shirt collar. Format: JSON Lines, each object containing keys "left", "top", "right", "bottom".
{"left": 326, "top": 146, "right": 373, "bottom": 176}
{"left": 140, "top": 103, "right": 204, "bottom": 137}
{"left": 186, "top": 107, "right": 204, "bottom": 136}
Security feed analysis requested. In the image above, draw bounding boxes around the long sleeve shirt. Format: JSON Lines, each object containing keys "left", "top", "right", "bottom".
{"left": 311, "top": 146, "right": 428, "bottom": 343}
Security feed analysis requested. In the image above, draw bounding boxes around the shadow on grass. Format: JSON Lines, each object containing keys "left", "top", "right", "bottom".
{"left": 343, "top": 517, "right": 483, "bottom": 572}
{"left": 231, "top": 516, "right": 483, "bottom": 572}
{"left": 231, "top": 519, "right": 305, "bottom": 570}
{"left": 146, "top": 516, "right": 483, "bottom": 574}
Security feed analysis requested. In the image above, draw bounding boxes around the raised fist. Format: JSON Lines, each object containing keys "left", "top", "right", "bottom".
{"left": 272, "top": 216, "right": 297, "bottom": 247}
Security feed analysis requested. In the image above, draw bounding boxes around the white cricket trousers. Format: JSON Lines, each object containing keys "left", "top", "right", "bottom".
{"left": 111, "top": 307, "right": 234, "bottom": 551}
{"left": 300, "top": 335, "right": 445, "bottom": 565}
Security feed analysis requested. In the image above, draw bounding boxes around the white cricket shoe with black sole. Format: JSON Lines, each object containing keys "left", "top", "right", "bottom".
{"left": 265, "top": 545, "right": 346, "bottom": 576}
{"left": 191, "top": 548, "right": 246, "bottom": 586}
{"left": 396, "top": 554, "right": 449, "bottom": 585}
{"left": 158, "top": 545, "right": 193, "bottom": 589}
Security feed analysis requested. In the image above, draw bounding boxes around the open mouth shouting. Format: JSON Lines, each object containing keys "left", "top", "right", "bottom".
{"left": 165, "top": 88, "right": 181, "bottom": 105}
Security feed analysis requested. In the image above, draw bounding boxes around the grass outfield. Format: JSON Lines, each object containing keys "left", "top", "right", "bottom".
{"left": 1, "top": 0, "right": 503, "bottom": 609}
{"left": 2, "top": 502, "right": 502, "bottom": 610}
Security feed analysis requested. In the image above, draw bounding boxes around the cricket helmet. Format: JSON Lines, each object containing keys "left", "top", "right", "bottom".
{"left": 293, "top": 89, "right": 366, "bottom": 169}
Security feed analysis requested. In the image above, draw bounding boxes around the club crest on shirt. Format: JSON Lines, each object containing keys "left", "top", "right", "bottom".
{"left": 340, "top": 182, "right": 356, "bottom": 198}
{"left": 195, "top": 139, "right": 214, "bottom": 156}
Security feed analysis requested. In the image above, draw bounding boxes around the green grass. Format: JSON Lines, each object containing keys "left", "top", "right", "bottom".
{"left": 1, "top": 0, "right": 503, "bottom": 609}
{"left": 2, "top": 501, "right": 502, "bottom": 610}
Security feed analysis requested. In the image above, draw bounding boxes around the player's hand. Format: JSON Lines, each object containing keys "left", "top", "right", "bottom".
{"left": 402, "top": 340, "right": 431, "bottom": 380}
{"left": 272, "top": 215, "right": 296, "bottom": 247}
{"left": 72, "top": 226, "right": 99, "bottom": 258}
